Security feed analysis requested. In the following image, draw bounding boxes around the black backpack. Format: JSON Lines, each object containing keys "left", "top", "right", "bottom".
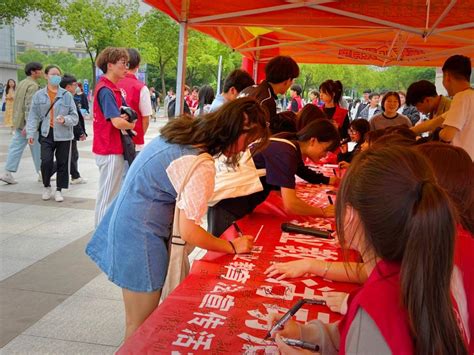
{"left": 168, "top": 98, "right": 191, "bottom": 118}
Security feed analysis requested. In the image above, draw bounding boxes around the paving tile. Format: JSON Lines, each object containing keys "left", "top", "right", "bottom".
{"left": 0, "top": 288, "right": 68, "bottom": 347}
{"left": 0, "top": 234, "right": 70, "bottom": 263}
{"left": 0, "top": 256, "right": 37, "bottom": 281}
{"left": 74, "top": 273, "right": 122, "bottom": 301}
{"left": 0, "top": 202, "right": 26, "bottom": 216}
{"left": 29, "top": 210, "right": 95, "bottom": 241}
{"left": 0, "top": 191, "right": 95, "bottom": 211}
{"left": 0, "top": 234, "right": 99, "bottom": 295}
{"left": 1, "top": 335, "right": 117, "bottom": 354}
{"left": 23, "top": 295, "right": 125, "bottom": 347}
{"left": 0, "top": 232, "right": 15, "bottom": 243}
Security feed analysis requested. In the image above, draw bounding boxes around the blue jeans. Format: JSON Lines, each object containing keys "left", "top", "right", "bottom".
{"left": 5, "top": 129, "right": 41, "bottom": 173}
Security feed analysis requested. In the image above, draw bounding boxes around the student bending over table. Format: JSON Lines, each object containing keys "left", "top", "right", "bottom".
{"left": 267, "top": 146, "right": 468, "bottom": 354}
{"left": 85, "top": 97, "right": 270, "bottom": 340}
{"left": 208, "top": 119, "right": 340, "bottom": 237}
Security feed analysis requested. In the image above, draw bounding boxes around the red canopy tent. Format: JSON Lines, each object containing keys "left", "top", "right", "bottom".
{"left": 144, "top": 0, "right": 474, "bottom": 111}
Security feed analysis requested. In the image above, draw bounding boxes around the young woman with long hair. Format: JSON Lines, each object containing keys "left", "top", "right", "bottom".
{"left": 269, "top": 145, "right": 468, "bottom": 354}
{"left": 319, "top": 79, "right": 350, "bottom": 139}
{"left": 208, "top": 119, "right": 341, "bottom": 237}
{"left": 416, "top": 142, "right": 474, "bottom": 352}
{"left": 2, "top": 79, "right": 16, "bottom": 133}
{"left": 86, "top": 97, "right": 270, "bottom": 340}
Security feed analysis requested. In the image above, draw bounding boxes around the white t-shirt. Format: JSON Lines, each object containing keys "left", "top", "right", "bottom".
{"left": 136, "top": 86, "right": 153, "bottom": 151}
{"left": 166, "top": 155, "right": 215, "bottom": 225}
{"left": 139, "top": 86, "right": 153, "bottom": 117}
{"left": 443, "top": 88, "right": 474, "bottom": 160}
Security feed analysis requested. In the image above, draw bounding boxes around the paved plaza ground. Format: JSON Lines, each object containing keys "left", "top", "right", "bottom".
{"left": 0, "top": 111, "right": 203, "bottom": 354}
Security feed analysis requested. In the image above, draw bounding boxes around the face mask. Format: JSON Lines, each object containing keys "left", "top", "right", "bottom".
{"left": 49, "top": 75, "right": 62, "bottom": 86}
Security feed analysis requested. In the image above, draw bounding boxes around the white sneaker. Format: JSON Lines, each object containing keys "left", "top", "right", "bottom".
{"left": 54, "top": 190, "right": 64, "bottom": 202}
{"left": 42, "top": 187, "right": 52, "bottom": 200}
{"left": 0, "top": 172, "right": 17, "bottom": 184}
{"left": 71, "top": 177, "right": 87, "bottom": 185}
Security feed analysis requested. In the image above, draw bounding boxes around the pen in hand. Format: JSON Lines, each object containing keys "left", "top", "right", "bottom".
{"left": 265, "top": 299, "right": 305, "bottom": 339}
{"left": 332, "top": 168, "right": 338, "bottom": 177}
{"left": 327, "top": 195, "right": 334, "bottom": 205}
{"left": 266, "top": 298, "right": 326, "bottom": 339}
{"left": 280, "top": 337, "right": 320, "bottom": 352}
{"left": 232, "top": 222, "right": 243, "bottom": 237}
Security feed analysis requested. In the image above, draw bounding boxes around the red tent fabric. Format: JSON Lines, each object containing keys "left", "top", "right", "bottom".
{"left": 145, "top": 0, "right": 474, "bottom": 67}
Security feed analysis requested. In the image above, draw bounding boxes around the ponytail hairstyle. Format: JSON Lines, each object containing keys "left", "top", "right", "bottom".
{"left": 160, "top": 97, "right": 270, "bottom": 165}
{"left": 416, "top": 142, "right": 474, "bottom": 236}
{"left": 336, "top": 146, "right": 467, "bottom": 355}
{"left": 275, "top": 119, "right": 340, "bottom": 152}
{"left": 319, "top": 79, "right": 343, "bottom": 105}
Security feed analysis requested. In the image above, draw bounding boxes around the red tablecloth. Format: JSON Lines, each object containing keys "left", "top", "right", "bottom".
{"left": 118, "top": 184, "right": 358, "bottom": 354}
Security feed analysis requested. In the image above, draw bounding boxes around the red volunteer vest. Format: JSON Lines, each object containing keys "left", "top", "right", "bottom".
{"left": 92, "top": 76, "right": 123, "bottom": 155}
{"left": 288, "top": 96, "right": 304, "bottom": 112}
{"left": 455, "top": 225, "right": 474, "bottom": 352}
{"left": 338, "top": 261, "right": 415, "bottom": 354}
{"left": 323, "top": 104, "right": 348, "bottom": 128}
{"left": 118, "top": 73, "right": 145, "bottom": 145}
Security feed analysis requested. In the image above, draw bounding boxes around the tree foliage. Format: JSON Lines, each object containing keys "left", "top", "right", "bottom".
{"left": 132, "top": 11, "right": 179, "bottom": 96}
{"left": 298, "top": 64, "right": 436, "bottom": 99}
{"left": 0, "top": 0, "right": 59, "bottom": 25}
{"left": 16, "top": 50, "right": 92, "bottom": 84}
{"left": 39, "top": 0, "right": 143, "bottom": 87}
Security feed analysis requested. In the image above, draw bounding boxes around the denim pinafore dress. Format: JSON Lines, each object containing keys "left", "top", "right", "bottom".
{"left": 86, "top": 136, "right": 200, "bottom": 292}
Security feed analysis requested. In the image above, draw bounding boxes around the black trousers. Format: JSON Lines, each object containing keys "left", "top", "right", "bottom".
{"left": 70, "top": 140, "right": 80, "bottom": 179}
{"left": 41, "top": 130, "right": 71, "bottom": 189}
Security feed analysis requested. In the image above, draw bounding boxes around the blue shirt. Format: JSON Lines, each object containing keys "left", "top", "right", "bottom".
{"left": 97, "top": 87, "right": 122, "bottom": 120}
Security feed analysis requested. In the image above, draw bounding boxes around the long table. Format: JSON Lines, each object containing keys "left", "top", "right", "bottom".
{"left": 118, "top": 182, "right": 358, "bottom": 354}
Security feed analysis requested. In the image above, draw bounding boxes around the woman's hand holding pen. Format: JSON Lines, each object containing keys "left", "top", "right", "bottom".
{"left": 230, "top": 235, "right": 254, "bottom": 254}
{"left": 267, "top": 313, "right": 302, "bottom": 340}
{"left": 321, "top": 204, "right": 335, "bottom": 217}
{"left": 274, "top": 334, "right": 315, "bottom": 354}
{"left": 328, "top": 176, "right": 340, "bottom": 186}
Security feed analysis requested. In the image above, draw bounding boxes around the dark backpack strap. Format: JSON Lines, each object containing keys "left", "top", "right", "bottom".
{"left": 44, "top": 92, "right": 66, "bottom": 118}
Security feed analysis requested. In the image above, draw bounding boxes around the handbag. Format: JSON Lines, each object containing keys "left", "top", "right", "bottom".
{"left": 207, "top": 138, "right": 297, "bottom": 206}
{"left": 161, "top": 152, "right": 213, "bottom": 300}
{"left": 207, "top": 149, "right": 266, "bottom": 206}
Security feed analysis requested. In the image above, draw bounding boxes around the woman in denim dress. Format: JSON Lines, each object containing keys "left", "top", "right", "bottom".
{"left": 86, "top": 97, "right": 270, "bottom": 339}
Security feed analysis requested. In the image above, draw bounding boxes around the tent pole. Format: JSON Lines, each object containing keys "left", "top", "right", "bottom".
{"left": 253, "top": 37, "right": 260, "bottom": 82}
{"left": 175, "top": 20, "right": 189, "bottom": 117}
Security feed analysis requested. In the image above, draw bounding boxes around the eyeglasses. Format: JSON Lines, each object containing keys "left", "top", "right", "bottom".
{"left": 117, "top": 60, "right": 130, "bottom": 69}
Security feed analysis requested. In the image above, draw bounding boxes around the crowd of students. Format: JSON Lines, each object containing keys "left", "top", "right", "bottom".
{"left": 1, "top": 46, "right": 472, "bottom": 353}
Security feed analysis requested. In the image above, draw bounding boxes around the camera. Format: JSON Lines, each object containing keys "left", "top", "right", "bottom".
{"left": 120, "top": 106, "right": 138, "bottom": 123}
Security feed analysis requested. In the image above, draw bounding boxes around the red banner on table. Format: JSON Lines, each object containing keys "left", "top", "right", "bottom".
{"left": 118, "top": 185, "right": 359, "bottom": 354}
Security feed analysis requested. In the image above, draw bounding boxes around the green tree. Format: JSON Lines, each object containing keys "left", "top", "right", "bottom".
{"left": 186, "top": 30, "right": 241, "bottom": 90}
{"left": 40, "top": 0, "right": 143, "bottom": 87}
{"left": 0, "top": 0, "right": 59, "bottom": 25}
{"left": 133, "top": 11, "right": 179, "bottom": 96}
{"left": 298, "top": 64, "right": 435, "bottom": 100}
{"left": 16, "top": 50, "right": 47, "bottom": 81}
